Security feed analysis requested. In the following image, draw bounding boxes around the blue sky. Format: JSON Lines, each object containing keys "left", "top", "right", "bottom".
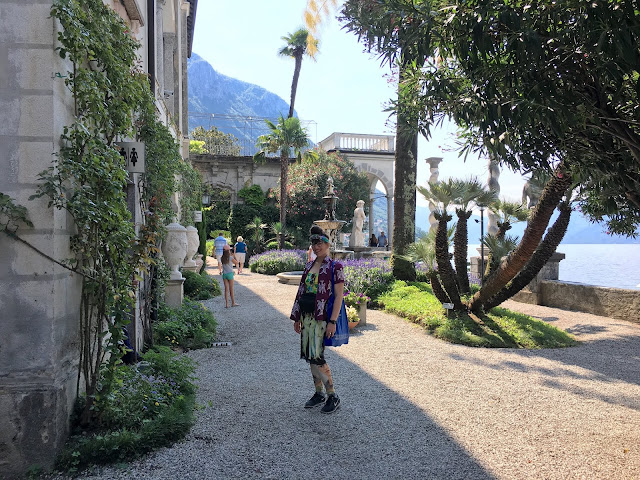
{"left": 191, "top": 0, "right": 528, "bottom": 208}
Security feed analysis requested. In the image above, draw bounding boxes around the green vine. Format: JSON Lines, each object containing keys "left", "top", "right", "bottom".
{"left": 40, "top": 0, "right": 206, "bottom": 427}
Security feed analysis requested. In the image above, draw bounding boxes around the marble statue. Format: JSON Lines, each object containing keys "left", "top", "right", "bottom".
{"left": 522, "top": 171, "right": 548, "bottom": 209}
{"left": 349, "top": 200, "right": 366, "bottom": 247}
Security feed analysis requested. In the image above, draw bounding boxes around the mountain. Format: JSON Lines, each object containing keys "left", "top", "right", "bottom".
{"left": 414, "top": 203, "right": 638, "bottom": 244}
{"left": 187, "top": 53, "right": 296, "bottom": 152}
{"left": 370, "top": 189, "right": 637, "bottom": 244}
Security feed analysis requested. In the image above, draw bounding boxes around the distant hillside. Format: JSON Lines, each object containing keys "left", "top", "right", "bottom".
{"left": 369, "top": 189, "right": 637, "bottom": 244}
{"left": 414, "top": 203, "right": 638, "bottom": 245}
{"left": 187, "top": 53, "right": 297, "bottom": 154}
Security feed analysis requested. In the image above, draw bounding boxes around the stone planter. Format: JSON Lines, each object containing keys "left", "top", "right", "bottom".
{"left": 183, "top": 225, "right": 200, "bottom": 269}
{"left": 162, "top": 222, "right": 187, "bottom": 280}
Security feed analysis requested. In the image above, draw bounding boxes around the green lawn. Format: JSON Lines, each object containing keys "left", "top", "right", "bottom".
{"left": 377, "top": 281, "right": 577, "bottom": 348}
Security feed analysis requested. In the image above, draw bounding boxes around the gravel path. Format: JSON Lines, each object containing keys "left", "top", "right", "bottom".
{"left": 67, "top": 270, "right": 640, "bottom": 479}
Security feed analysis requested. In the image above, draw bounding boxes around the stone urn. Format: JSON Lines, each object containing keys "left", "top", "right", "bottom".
{"left": 162, "top": 222, "right": 187, "bottom": 280}
{"left": 184, "top": 226, "right": 200, "bottom": 268}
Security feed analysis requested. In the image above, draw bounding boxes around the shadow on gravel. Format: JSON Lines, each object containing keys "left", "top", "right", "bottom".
{"left": 189, "top": 278, "right": 496, "bottom": 480}
{"left": 449, "top": 330, "right": 640, "bottom": 411}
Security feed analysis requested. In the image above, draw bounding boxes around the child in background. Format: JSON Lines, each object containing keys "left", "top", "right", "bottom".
{"left": 221, "top": 245, "right": 239, "bottom": 308}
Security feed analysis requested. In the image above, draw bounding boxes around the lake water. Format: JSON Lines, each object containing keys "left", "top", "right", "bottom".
{"left": 467, "top": 244, "right": 640, "bottom": 290}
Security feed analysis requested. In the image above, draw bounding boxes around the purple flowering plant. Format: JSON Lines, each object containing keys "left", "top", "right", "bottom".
{"left": 342, "top": 257, "right": 394, "bottom": 301}
{"left": 248, "top": 249, "right": 307, "bottom": 275}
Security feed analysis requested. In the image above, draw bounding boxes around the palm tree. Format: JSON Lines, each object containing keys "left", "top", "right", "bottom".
{"left": 484, "top": 201, "right": 572, "bottom": 310}
{"left": 266, "top": 222, "right": 292, "bottom": 247}
{"left": 481, "top": 234, "right": 519, "bottom": 279}
{"left": 468, "top": 165, "right": 573, "bottom": 312}
{"left": 404, "top": 226, "right": 455, "bottom": 305}
{"left": 245, "top": 216, "right": 267, "bottom": 254}
{"left": 279, "top": 28, "right": 317, "bottom": 118}
{"left": 491, "top": 199, "right": 530, "bottom": 239}
{"left": 254, "top": 115, "right": 309, "bottom": 249}
{"left": 451, "top": 179, "right": 496, "bottom": 294}
{"left": 483, "top": 199, "right": 530, "bottom": 277}
{"left": 417, "top": 179, "right": 464, "bottom": 310}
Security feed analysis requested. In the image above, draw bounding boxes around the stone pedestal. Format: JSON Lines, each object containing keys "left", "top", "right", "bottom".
{"left": 182, "top": 265, "right": 198, "bottom": 273}
{"left": 346, "top": 246, "right": 370, "bottom": 259}
{"left": 358, "top": 303, "right": 367, "bottom": 326}
{"left": 165, "top": 278, "right": 185, "bottom": 307}
{"left": 525, "top": 252, "right": 565, "bottom": 293}
{"left": 470, "top": 255, "right": 488, "bottom": 279}
{"left": 195, "top": 254, "right": 204, "bottom": 272}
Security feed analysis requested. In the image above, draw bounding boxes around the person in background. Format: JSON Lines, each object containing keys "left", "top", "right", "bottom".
{"left": 369, "top": 233, "right": 378, "bottom": 247}
{"left": 377, "top": 231, "right": 388, "bottom": 248}
{"left": 221, "top": 244, "right": 239, "bottom": 308}
{"left": 307, "top": 243, "right": 317, "bottom": 263}
{"left": 290, "top": 225, "right": 344, "bottom": 414}
{"left": 214, "top": 232, "right": 228, "bottom": 275}
{"left": 233, "top": 236, "right": 247, "bottom": 274}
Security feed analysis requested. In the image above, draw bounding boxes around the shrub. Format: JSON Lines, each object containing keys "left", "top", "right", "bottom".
{"left": 183, "top": 270, "right": 221, "bottom": 300}
{"left": 248, "top": 249, "right": 307, "bottom": 275}
{"left": 206, "top": 239, "right": 214, "bottom": 257}
{"left": 154, "top": 299, "right": 217, "bottom": 350}
{"left": 266, "top": 240, "right": 294, "bottom": 250}
{"left": 56, "top": 346, "right": 197, "bottom": 473}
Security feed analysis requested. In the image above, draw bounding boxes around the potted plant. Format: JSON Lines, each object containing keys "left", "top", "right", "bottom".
{"left": 344, "top": 291, "right": 370, "bottom": 326}
{"left": 346, "top": 305, "right": 360, "bottom": 330}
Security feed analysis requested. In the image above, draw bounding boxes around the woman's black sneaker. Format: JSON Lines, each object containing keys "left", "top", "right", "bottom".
{"left": 304, "top": 392, "right": 326, "bottom": 408}
{"left": 321, "top": 394, "right": 340, "bottom": 414}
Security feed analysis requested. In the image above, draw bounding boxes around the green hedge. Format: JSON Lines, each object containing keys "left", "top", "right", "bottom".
{"left": 183, "top": 270, "right": 221, "bottom": 300}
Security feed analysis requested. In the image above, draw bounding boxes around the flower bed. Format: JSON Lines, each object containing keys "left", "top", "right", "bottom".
{"left": 342, "top": 257, "right": 394, "bottom": 302}
{"left": 249, "top": 249, "right": 307, "bottom": 275}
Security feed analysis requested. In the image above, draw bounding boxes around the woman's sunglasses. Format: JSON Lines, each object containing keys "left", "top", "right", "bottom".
{"left": 310, "top": 234, "right": 329, "bottom": 245}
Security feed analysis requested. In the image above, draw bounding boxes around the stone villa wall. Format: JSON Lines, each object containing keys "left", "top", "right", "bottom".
{"left": 0, "top": 2, "right": 81, "bottom": 476}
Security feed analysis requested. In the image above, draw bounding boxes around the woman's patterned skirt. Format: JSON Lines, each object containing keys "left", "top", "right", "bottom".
{"left": 300, "top": 313, "right": 327, "bottom": 365}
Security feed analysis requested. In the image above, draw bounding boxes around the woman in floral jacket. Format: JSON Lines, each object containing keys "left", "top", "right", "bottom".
{"left": 290, "top": 225, "right": 344, "bottom": 414}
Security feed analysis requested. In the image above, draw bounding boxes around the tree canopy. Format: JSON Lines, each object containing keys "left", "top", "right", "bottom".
{"left": 280, "top": 149, "right": 370, "bottom": 237}
{"left": 393, "top": 0, "right": 640, "bottom": 236}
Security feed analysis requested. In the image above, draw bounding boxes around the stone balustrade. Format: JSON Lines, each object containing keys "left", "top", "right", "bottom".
{"left": 319, "top": 132, "right": 395, "bottom": 153}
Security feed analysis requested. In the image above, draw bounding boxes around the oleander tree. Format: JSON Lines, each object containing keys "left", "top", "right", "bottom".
{"left": 283, "top": 148, "right": 369, "bottom": 239}
{"left": 343, "top": 0, "right": 638, "bottom": 313}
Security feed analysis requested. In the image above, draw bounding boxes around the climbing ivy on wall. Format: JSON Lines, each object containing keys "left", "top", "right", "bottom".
{"left": 22, "top": 0, "right": 203, "bottom": 425}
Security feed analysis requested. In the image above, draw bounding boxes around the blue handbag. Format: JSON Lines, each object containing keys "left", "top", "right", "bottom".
{"left": 324, "top": 260, "right": 349, "bottom": 347}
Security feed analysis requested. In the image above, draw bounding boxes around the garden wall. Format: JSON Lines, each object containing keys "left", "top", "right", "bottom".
{"left": 513, "top": 280, "right": 640, "bottom": 324}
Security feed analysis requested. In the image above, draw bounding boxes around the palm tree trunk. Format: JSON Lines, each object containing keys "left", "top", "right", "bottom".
{"left": 288, "top": 57, "right": 302, "bottom": 118}
{"left": 484, "top": 202, "right": 572, "bottom": 310}
{"left": 429, "top": 271, "right": 450, "bottom": 305}
{"left": 391, "top": 58, "right": 418, "bottom": 280}
{"left": 454, "top": 209, "right": 472, "bottom": 294}
{"left": 279, "top": 152, "right": 288, "bottom": 249}
{"left": 435, "top": 213, "right": 464, "bottom": 310}
{"left": 469, "top": 166, "right": 572, "bottom": 312}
